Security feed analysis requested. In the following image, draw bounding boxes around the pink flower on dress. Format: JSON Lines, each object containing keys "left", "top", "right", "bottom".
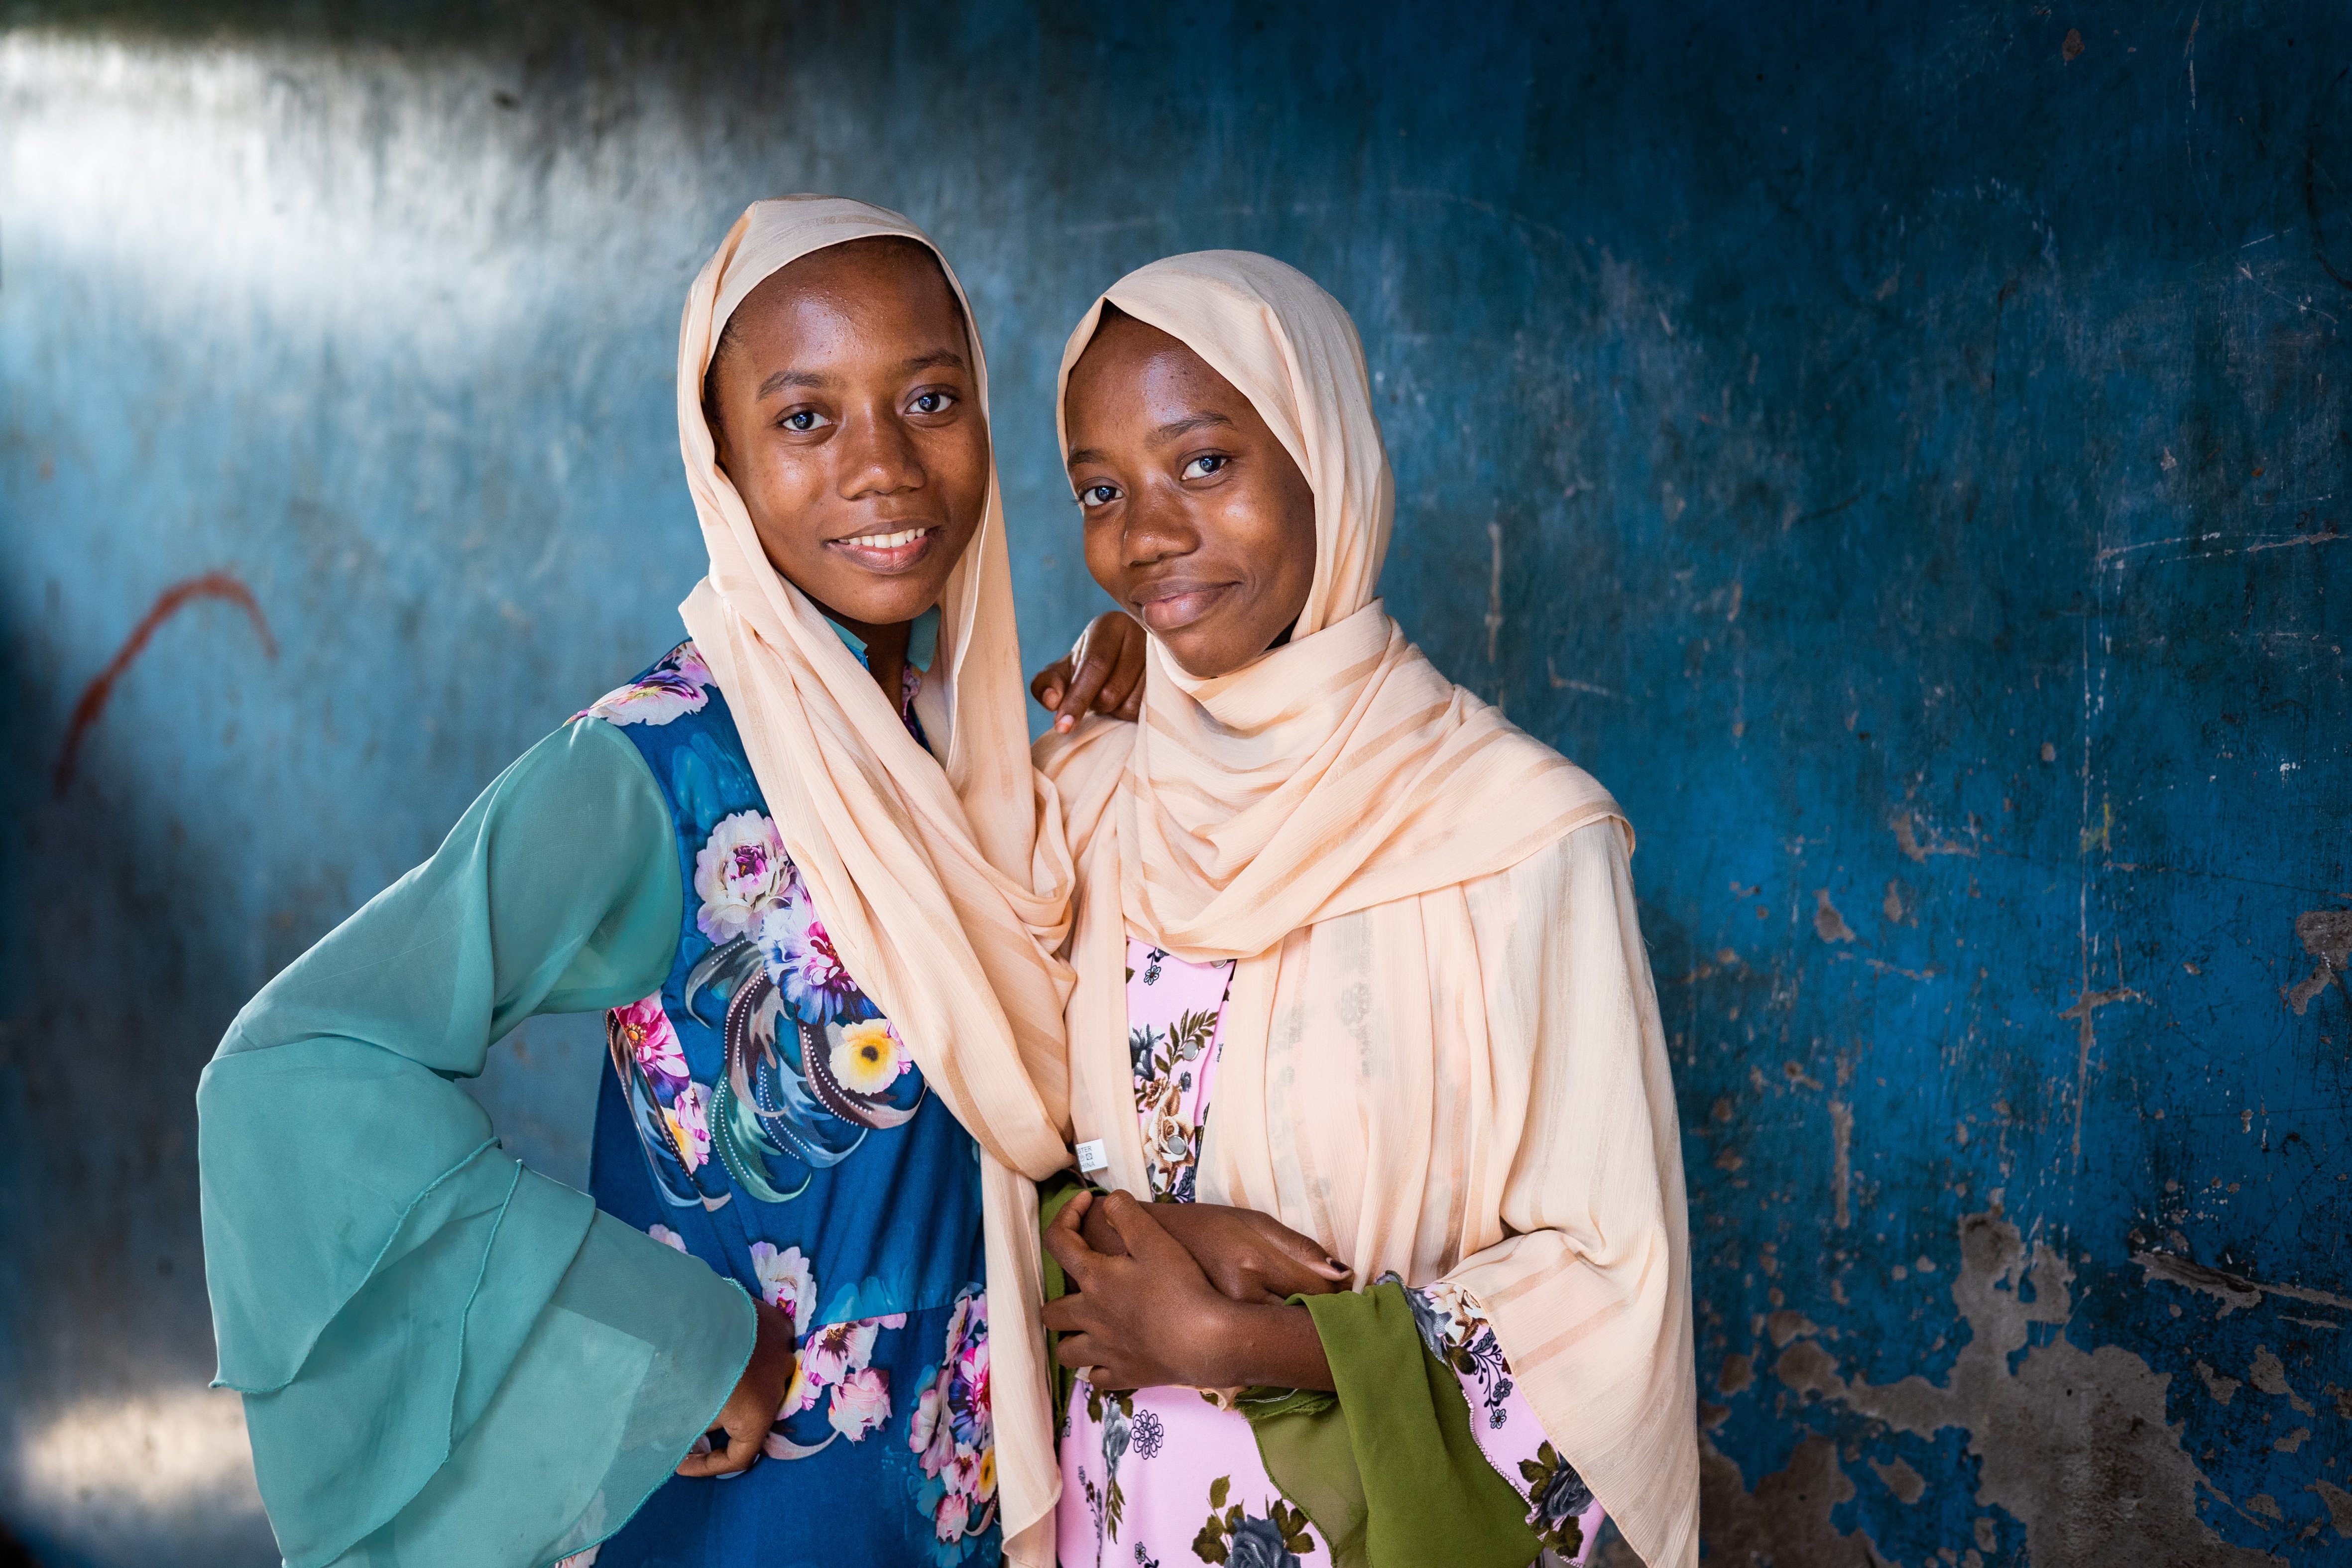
{"left": 694, "top": 811, "right": 794, "bottom": 942}
{"left": 801, "top": 1318, "right": 880, "bottom": 1386}
{"left": 612, "top": 996, "right": 688, "bottom": 1086}
{"left": 909, "top": 1383, "right": 944, "bottom": 1457}
{"left": 828, "top": 1367, "right": 892, "bottom": 1442}
{"left": 934, "top": 1491, "right": 970, "bottom": 1544}
{"left": 646, "top": 1224, "right": 687, "bottom": 1253}
{"left": 664, "top": 1081, "right": 711, "bottom": 1171}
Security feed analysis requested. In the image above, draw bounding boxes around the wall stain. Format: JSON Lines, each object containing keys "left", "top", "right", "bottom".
{"left": 52, "top": 571, "right": 276, "bottom": 795}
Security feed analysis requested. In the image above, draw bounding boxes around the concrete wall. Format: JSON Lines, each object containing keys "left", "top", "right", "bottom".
{"left": 1, "top": 3, "right": 2345, "bottom": 1564}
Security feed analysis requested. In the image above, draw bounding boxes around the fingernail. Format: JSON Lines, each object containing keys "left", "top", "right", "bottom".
{"left": 1056, "top": 715, "right": 1074, "bottom": 732}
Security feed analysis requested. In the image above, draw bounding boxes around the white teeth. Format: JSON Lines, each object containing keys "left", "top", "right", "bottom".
{"left": 858, "top": 527, "right": 930, "bottom": 549}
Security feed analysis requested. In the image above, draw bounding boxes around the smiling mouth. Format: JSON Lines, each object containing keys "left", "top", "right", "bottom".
{"left": 830, "top": 525, "right": 939, "bottom": 572}
{"left": 1131, "top": 580, "right": 1235, "bottom": 634}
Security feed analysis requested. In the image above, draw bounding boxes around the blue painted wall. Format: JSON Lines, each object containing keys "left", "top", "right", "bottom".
{"left": 1, "top": 3, "right": 2345, "bottom": 1564}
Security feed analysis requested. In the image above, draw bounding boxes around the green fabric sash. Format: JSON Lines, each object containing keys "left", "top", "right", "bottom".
{"left": 1245, "top": 1283, "right": 1541, "bottom": 1568}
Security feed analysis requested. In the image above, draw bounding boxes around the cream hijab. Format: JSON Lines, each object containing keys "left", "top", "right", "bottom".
{"left": 1038, "top": 252, "right": 1699, "bottom": 1568}
{"left": 674, "top": 197, "right": 1071, "bottom": 1565}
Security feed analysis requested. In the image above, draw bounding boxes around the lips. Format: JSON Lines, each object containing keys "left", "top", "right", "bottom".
{"left": 829, "top": 525, "right": 938, "bottom": 574}
{"left": 1129, "top": 578, "right": 1235, "bottom": 634}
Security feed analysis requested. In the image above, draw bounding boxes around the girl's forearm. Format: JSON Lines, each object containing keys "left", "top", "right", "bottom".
{"left": 1202, "top": 1300, "right": 1335, "bottom": 1391}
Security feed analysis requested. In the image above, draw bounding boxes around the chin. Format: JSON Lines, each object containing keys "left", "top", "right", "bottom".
{"left": 1158, "top": 632, "right": 1251, "bottom": 682}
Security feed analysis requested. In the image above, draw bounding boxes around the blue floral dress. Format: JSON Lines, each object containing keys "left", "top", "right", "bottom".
{"left": 575, "top": 641, "right": 998, "bottom": 1568}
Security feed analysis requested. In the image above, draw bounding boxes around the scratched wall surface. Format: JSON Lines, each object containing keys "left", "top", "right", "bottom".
{"left": 0, "top": 3, "right": 2346, "bottom": 1565}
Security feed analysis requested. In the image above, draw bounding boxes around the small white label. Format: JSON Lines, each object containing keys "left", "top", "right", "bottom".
{"left": 1075, "top": 1139, "right": 1109, "bottom": 1174}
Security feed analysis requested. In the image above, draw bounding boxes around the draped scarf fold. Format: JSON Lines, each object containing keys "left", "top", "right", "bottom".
{"left": 1036, "top": 251, "right": 1698, "bottom": 1568}
{"left": 674, "top": 197, "right": 1075, "bottom": 1566}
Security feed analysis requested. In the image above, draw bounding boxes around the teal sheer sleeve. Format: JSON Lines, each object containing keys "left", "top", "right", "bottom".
{"left": 197, "top": 718, "right": 756, "bottom": 1568}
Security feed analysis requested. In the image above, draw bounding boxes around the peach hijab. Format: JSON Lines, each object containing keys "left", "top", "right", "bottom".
{"left": 674, "top": 197, "right": 1073, "bottom": 1564}
{"left": 1037, "top": 252, "right": 1700, "bottom": 1568}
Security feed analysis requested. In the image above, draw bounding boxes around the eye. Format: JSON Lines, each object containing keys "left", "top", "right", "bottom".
{"left": 910, "top": 390, "right": 956, "bottom": 415}
{"left": 1179, "top": 454, "right": 1229, "bottom": 481}
{"left": 1075, "top": 482, "right": 1122, "bottom": 509}
{"left": 778, "top": 408, "right": 830, "bottom": 433}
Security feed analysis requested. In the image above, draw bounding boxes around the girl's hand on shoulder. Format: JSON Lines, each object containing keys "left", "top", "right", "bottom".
{"left": 675, "top": 1297, "right": 797, "bottom": 1477}
{"left": 1031, "top": 611, "right": 1148, "bottom": 734}
{"left": 1081, "top": 1197, "right": 1349, "bottom": 1304}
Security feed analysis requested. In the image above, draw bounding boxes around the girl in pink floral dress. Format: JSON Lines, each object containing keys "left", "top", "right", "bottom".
{"left": 1031, "top": 250, "right": 1699, "bottom": 1568}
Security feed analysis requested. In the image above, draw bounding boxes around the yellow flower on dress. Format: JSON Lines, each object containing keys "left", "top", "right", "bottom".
{"left": 830, "top": 1020, "right": 902, "bottom": 1094}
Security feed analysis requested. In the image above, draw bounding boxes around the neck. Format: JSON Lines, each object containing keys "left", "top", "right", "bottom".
{"left": 812, "top": 599, "right": 914, "bottom": 702}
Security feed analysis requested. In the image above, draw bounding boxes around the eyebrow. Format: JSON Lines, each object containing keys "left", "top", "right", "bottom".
{"left": 1066, "top": 410, "right": 1237, "bottom": 467}
{"left": 1153, "top": 411, "right": 1235, "bottom": 442}
{"left": 755, "top": 368, "right": 834, "bottom": 398}
{"left": 753, "top": 349, "right": 967, "bottom": 401}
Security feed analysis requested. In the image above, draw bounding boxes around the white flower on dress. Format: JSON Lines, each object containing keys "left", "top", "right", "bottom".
{"left": 748, "top": 1241, "right": 816, "bottom": 1327}
{"left": 694, "top": 811, "right": 794, "bottom": 942}
{"left": 580, "top": 643, "right": 712, "bottom": 727}
{"left": 830, "top": 1019, "right": 908, "bottom": 1093}
{"left": 646, "top": 1224, "right": 687, "bottom": 1253}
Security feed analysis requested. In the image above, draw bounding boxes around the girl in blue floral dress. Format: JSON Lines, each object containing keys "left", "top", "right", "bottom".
{"left": 198, "top": 198, "right": 1144, "bottom": 1568}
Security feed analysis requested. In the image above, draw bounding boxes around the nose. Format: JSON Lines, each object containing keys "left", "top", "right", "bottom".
{"left": 1122, "top": 478, "right": 1197, "bottom": 569}
{"left": 838, "top": 402, "right": 925, "bottom": 500}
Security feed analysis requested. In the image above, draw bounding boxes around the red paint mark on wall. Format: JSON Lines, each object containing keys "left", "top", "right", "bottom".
{"left": 53, "top": 571, "right": 277, "bottom": 795}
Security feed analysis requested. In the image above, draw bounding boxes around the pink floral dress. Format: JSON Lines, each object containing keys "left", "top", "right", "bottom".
{"left": 1054, "top": 942, "right": 1605, "bottom": 1568}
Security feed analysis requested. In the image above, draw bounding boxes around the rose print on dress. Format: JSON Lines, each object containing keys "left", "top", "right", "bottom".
{"left": 907, "top": 1288, "right": 996, "bottom": 1564}
{"left": 1190, "top": 1477, "right": 1315, "bottom": 1567}
{"left": 1123, "top": 939, "right": 1235, "bottom": 1203}
{"left": 1517, "top": 1443, "right": 1594, "bottom": 1560}
{"left": 755, "top": 896, "right": 866, "bottom": 1023}
{"left": 749, "top": 1241, "right": 815, "bottom": 1327}
{"left": 606, "top": 998, "right": 727, "bottom": 1203}
{"left": 577, "top": 641, "right": 712, "bottom": 727}
{"left": 695, "top": 811, "right": 795, "bottom": 943}
{"left": 1403, "top": 1275, "right": 1601, "bottom": 1562}
{"left": 606, "top": 808, "right": 927, "bottom": 1209}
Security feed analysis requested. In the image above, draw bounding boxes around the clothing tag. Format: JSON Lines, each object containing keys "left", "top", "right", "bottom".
{"left": 1075, "top": 1139, "right": 1109, "bottom": 1175}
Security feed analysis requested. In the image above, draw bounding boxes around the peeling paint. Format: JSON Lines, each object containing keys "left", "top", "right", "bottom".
{"left": 2134, "top": 1250, "right": 2352, "bottom": 1319}
{"left": 2283, "top": 911, "right": 2352, "bottom": 1015}
{"left": 1759, "top": 1210, "right": 2284, "bottom": 1568}
{"left": 1870, "top": 1454, "right": 1928, "bottom": 1506}
{"left": 1814, "top": 888, "right": 1857, "bottom": 944}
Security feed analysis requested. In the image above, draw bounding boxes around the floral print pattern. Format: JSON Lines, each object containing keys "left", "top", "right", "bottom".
{"left": 1405, "top": 1277, "right": 1601, "bottom": 1563}
{"left": 1123, "top": 939, "right": 1235, "bottom": 1202}
{"left": 1059, "top": 943, "right": 1604, "bottom": 1568}
{"left": 578, "top": 641, "right": 713, "bottom": 727}
{"left": 695, "top": 809, "right": 796, "bottom": 943}
{"left": 588, "top": 638, "right": 997, "bottom": 1565}
{"left": 609, "top": 997, "right": 712, "bottom": 1175}
{"left": 756, "top": 893, "right": 868, "bottom": 1023}
{"left": 909, "top": 1289, "right": 996, "bottom": 1562}
{"left": 1192, "top": 1476, "right": 1316, "bottom": 1567}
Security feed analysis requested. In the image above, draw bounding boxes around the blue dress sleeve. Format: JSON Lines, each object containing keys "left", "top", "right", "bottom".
{"left": 197, "top": 717, "right": 755, "bottom": 1568}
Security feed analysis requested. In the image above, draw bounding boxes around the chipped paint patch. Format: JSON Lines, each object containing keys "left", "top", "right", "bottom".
{"left": 2283, "top": 911, "right": 2352, "bottom": 1014}
{"left": 1741, "top": 1210, "right": 2286, "bottom": 1567}
{"left": 1814, "top": 889, "right": 1857, "bottom": 943}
